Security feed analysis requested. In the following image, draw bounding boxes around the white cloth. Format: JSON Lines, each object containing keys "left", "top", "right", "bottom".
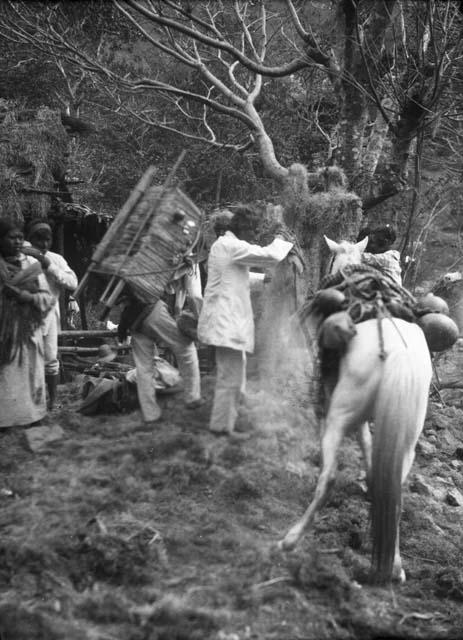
{"left": 209, "top": 347, "right": 246, "bottom": 434}
{"left": 43, "top": 311, "right": 60, "bottom": 375}
{"left": 171, "top": 263, "right": 203, "bottom": 317}
{"left": 131, "top": 299, "right": 201, "bottom": 422}
{"left": 42, "top": 250, "right": 78, "bottom": 374}
{"left": 362, "top": 250, "right": 402, "bottom": 285}
{"left": 249, "top": 271, "right": 266, "bottom": 293}
{"left": 0, "top": 255, "right": 53, "bottom": 427}
{"left": 198, "top": 232, "right": 292, "bottom": 354}
{"left": 42, "top": 250, "right": 78, "bottom": 334}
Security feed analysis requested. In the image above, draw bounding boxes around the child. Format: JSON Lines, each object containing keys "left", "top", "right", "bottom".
{"left": 25, "top": 221, "right": 78, "bottom": 409}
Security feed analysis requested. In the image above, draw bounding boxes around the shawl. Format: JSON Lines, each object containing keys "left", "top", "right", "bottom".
{"left": 0, "top": 256, "right": 44, "bottom": 366}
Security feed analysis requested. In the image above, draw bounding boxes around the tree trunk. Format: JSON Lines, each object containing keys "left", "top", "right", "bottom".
{"left": 245, "top": 102, "right": 289, "bottom": 180}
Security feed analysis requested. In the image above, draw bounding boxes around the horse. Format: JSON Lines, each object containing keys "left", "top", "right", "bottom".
{"left": 279, "top": 235, "right": 432, "bottom": 584}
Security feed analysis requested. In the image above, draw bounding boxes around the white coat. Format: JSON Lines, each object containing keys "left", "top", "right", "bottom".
{"left": 198, "top": 231, "right": 293, "bottom": 353}
{"left": 42, "top": 250, "right": 78, "bottom": 335}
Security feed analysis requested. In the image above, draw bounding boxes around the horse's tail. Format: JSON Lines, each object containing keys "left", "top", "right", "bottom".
{"left": 370, "top": 348, "right": 422, "bottom": 584}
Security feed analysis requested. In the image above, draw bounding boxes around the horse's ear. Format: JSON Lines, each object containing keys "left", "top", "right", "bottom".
{"left": 355, "top": 236, "right": 369, "bottom": 253}
{"left": 324, "top": 235, "right": 340, "bottom": 253}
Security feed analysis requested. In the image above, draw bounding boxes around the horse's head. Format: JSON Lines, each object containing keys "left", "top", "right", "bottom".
{"left": 324, "top": 235, "right": 369, "bottom": 275}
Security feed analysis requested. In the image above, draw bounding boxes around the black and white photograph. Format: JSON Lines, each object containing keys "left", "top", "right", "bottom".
{"left": 1, "top": 1, "right": 463, "bottom": 638}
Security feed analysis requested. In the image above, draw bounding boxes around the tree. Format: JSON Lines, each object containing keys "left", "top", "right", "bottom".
{"left": 1, "top": 0, "right": 463, "bottom": 289}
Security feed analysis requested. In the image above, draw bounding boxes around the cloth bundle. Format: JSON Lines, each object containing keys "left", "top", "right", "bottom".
{"left": 0, "top": 258, "right": 43, "bottom": 366}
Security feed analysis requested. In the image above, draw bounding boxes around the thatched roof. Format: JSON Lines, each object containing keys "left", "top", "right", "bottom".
{"left": 0, "top": 101, "right": 68, "bottom": 222}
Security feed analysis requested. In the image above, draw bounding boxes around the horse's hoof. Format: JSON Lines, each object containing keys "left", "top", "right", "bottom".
{"left": 393, "top": 568, "right": 406, "bottom": 584}
{"left": 278, "top": 534, "right": 298, "bottom": 551}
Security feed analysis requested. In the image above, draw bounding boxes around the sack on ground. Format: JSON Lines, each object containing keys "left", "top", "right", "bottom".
{"left": 78, "top": 357, "right": 182, "bottom": 415}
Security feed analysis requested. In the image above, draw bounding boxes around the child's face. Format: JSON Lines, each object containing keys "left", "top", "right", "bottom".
{"left": 0, "top": 229, "right": 24, "bottom": 257}
{"left": 30, "top": 232, "right": 52, "bottom": 254}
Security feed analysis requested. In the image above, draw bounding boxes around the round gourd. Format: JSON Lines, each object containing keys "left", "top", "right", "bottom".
{"left": 320, "top": 311, "right": 356, "bottom": 350}
{"left": 315, "top": 288, "right": 346, "bottom": 315}
{"left": 417, "top": 313, "right": 459, "bottom": 352}
{"left": 416, "top": 292, "right": 449, "bottom": 315}
{"left": 386, "top": 300, "right": 414, "bottom": 322}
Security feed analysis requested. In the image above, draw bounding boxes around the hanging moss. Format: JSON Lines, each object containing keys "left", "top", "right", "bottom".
{"left": 0, "top": 102, "right": 68, "bottom": 222}
{"left": 280, "top": 162, "right": 363, "bottom": 293}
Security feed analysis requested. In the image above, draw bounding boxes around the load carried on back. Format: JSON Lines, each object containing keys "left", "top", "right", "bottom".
{"left": 74, "top": 151, "right": 203, "bottom": 321}
{"left": 298, "top": 254, "right": 458, "bottom": 358}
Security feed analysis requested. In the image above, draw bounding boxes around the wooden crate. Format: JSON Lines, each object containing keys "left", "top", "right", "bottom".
{"left": 94, "top": 185, "right": 203, "bottom": 303}
{"left": 75, "top": 158, "right": 204, "bottom": 314}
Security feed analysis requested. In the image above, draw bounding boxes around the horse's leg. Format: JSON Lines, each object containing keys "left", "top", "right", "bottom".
{"left": 280, "top": 338, "right": 378, "bottom": 551}
{"left": 392, "top": 527, "right": 405, "bottom": 583}
{"left": 392, "top": 430, "right": 422, "bottom": 582}
{"left": 357, "top": 421, "right": 372, "bottom": 489}
{"left": 279, "top": 412, "right": 349, "bottom": 550}
{"left": 279, "top": 368, "right": 372, "bottom": 551}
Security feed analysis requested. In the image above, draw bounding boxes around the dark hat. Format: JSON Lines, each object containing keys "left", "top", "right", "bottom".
{"left": 176, "top": 311, "right": 198, "bottom": 340}
{"left": 28, "top": 221, "right": 52, "bottom": 238}
{"left": 97, "top": 344, "right": 117, "bottom": 363}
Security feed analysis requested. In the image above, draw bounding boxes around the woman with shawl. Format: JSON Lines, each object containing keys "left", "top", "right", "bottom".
{"left": 0, "top": 219, "right": 54, "bottom": 428}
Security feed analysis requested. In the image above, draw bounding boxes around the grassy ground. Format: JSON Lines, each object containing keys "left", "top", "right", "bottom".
{"left": 1, "top": 361, "right": 463, "bottom": 640}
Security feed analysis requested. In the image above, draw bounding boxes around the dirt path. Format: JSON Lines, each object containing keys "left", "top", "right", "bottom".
{"left": 0, "top": 370, "right": 463, "bottom": 640}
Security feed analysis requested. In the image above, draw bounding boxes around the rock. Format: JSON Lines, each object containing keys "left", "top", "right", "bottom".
{"left": 409, "top": 474, "right": 433, "bottom": 496}
{"left": 217, "top": 633, "right": 240, "bottom": 640}
{"left": 445, "top": 488, "right": 463, "bottom": 507}
{"left": 421, "top": 513, "right": 446, "bottom": 536}
{"left": 435, "top": 567, "right": 463, "bottom": 601}
{"left": 416, "top": 439, "right": 437, "bottom": 457}
{"left": 449, "top": 460, "right": 461, "bottom": 470}
{"left": 25, "top": 425, "right": 64, "bottom": 452}
{"left": 429, "top": 413, "right": 448, "bottom": 430}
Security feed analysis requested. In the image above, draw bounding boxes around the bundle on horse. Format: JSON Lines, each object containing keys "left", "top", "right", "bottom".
{"left": 279, "top": 236, "right": 434, "bottom": 584}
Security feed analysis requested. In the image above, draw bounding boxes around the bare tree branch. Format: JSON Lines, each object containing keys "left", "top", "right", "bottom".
{"left": 115, "top": 1, "right": 198, "bottom": 67}
{"left": 120, "top": 0, "right": 311, "bottom": 77}
{"left": 284, "top": 0, "right": 309, "bottom": 39}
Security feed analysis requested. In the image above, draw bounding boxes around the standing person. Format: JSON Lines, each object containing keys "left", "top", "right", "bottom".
{"left": 0, "top": 219, "right": 54, "bottom": 428}
{"left": 25, "top": 221, "right": 78, "bottom": 410}
{"left": 210, "top": 208, "right": 234, "bottom": 238}
{"left": 357, "top": 224, "right": 402, "bottom": 285}
{"left": 117, "top": 262, "right": 203, "bottom": 428}
{"left": 198, "top": 205, "right": 293, "bottom": 437}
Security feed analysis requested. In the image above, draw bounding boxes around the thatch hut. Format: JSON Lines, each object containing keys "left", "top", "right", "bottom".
{"left": 0, "top": 101, "right": 68, "bottom": 223}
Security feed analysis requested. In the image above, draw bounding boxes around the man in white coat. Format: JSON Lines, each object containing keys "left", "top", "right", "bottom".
{"left": 198, "top": 205, "right": 293, "bottom": 436}
{"left": 25, "top": 221, "right": 78, "bottom": 409}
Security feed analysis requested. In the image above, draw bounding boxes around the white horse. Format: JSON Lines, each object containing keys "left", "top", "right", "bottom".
{"left": 279, "top": 235, "right": 432, "bottom": 584}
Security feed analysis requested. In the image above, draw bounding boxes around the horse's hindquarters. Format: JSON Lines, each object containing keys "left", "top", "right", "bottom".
{"left": 344, "top": 318, "right": 432, "bottom": 386}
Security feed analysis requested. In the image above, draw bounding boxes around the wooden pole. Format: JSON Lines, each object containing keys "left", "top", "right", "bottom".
{"left": 58, "top": 345, "right": 131, "bottom": 354}
{"left": 74, "top": 165, "right": 157, "bottom": 298}
{"left": 59, "top": 329, "right": 118, "bottom": 339}
{"left": 98, "top": 149, "right": 187, "bottom": 320}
